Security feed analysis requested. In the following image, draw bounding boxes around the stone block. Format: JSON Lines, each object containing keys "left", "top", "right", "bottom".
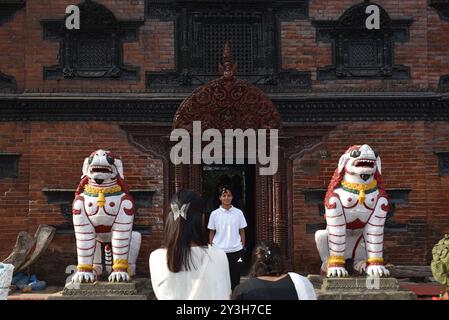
{"left": 47, "top": 278, "right": 154, "bottom": 300}
{"left": 307, "top": 275, "right": 416, "bottom": 300}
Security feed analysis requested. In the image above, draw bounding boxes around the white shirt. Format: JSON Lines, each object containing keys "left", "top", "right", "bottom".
{"left": 288, "top": 273, "right": 317, "bottom": 300}
{"left": 149, "top": 245, "right": 231, "bottom": 300}
{"left": 208, "top": 206, "right": 247, "bottom": 253}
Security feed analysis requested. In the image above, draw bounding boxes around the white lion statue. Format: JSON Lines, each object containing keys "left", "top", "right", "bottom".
{"left": 71, "top": 150, "right": 141, "bottom": 283}
{"left": 315, "top": 144, "right": 390, "bottom": 278}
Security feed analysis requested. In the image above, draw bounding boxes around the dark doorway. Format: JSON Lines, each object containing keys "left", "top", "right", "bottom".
{"left": 202, "top": 164, "right": 256, "bottom": 276}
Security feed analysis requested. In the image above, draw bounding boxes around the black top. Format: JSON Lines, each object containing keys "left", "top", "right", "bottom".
{"left": 232, "top": 274, "right": 298, "bottom": 300}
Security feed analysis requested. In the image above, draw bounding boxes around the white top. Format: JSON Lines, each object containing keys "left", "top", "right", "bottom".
{"left": 207, "top": 206, "right": 247, "bottom": 253}
{"left": 149, "top": 245, "right": 231, "bottom": 300}
{"left": 287, "top": 272, "right": 317, "bottom": 300}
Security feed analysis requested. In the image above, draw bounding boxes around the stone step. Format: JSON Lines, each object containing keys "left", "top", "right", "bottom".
{"left": 47, "top": 278, "right": 154, "bottom": 300}
{"left": 308, "top": 274, "right": 400, "bottom": 291}
{"left": 307, "top": 275, "right": 417, "bottom": 300}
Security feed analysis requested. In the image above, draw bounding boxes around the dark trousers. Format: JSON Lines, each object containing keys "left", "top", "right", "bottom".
{"left": 226, "top": 249, "right": 244, "bottom": 290}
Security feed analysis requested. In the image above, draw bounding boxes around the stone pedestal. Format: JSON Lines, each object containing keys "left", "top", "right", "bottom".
{"left": 48, "top": 278, "right": 154, "bottom": 300}
{"left": 308, "top": 275, "right": 416, "bottom": 300}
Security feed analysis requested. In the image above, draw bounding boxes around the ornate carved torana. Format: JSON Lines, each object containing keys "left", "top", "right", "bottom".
{"left": 146, "top": 0, "right": 311, "bottom": 92}
{"left": 174, "top": 43, "right": 281, "bottom": 133}
{"left": 313, "top": 1, "right": 413, "bottom": 80}
{"left": 41, "top": 0, "right": 143, "bottom": 80}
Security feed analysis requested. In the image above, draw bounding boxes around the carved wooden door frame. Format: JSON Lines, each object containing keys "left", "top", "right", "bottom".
{"left": 173, "top": 44, "right": 284, "bottom": 252}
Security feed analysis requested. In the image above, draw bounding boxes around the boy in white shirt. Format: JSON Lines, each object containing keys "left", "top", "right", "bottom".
{"left": 208, "top": 185, "right": 247, "bottom": 290}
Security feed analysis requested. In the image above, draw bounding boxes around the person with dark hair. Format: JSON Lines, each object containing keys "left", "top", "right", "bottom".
{"left": 232, "top": 241, "right": 316, "bottom": 300}
{"left": 208, "top": 185, "right": 247, "bottom": 290}
{"left": 149, "top": 190, "right": 231, "bottom": 300}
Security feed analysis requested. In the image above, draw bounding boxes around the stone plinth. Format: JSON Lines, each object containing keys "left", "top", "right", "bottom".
{"left": 308, "top": 275, "right": 416, "bottom": 300}
{"left": 47, "top": 278, "right": 154, "bottom": 300}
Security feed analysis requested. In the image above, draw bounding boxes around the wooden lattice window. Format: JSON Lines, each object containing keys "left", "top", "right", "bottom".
{"left": 202, "top": 23, "right": 255, "bottom": 74}
{"left": 41, "top": 0, "right": 142, "bottom": 80}
{"left": 146, "top": 0, "right": 311, "bottom": 92}
{"left": 313, "top": 1, "right": 412, "bottom": 80}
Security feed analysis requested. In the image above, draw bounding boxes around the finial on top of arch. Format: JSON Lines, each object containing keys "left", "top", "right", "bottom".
{"left": 223, "top": 41, "right": 233, "bottom": 63}
{"left": 219, "top": 41, "right": 238, "bottom": 80}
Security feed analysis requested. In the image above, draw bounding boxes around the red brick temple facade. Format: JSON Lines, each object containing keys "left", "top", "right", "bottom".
{"left": 1, "top": 0, "right": 449, "bottom": 284}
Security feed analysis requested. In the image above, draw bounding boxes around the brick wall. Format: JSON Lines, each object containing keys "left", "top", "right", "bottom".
{"left": 0, "top": 121, "right": 165, "bottom": 284}
{"left": 0, "top": 0, "right": 175, "bottom": 92}
{"left": 1, "top": 0, "right": 449, "bottom": 92}
{"left": 0, "top": 9, "right": 25, "bottom": 91}
{"left": 281, "top": 0, "right": 443, "bottom": 91}
{"left": 1, "top": 0, "right": 449, "bottom": 282}
{"left": 0, "top": 123, "right": 30, "bottom": 258}
{"left": 291, "top": 121, "right": 449, "bottom": 274}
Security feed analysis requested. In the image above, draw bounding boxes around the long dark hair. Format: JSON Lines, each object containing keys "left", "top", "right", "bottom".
{"left": 250, "top": 241, "right": 285, "bottom": 277}
{"left": 164, "top": 189, "right": 208, "bottom": 273}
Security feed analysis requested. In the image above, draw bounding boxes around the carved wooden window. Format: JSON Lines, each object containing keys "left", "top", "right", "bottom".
{"left": 146, "top": 0, "right": 311, "bottom": 92}
{"left": 0, "top": 153, "right": 20, "bottom": 179}
{"left": 41, "top": 0, "right": 142, "bottom": 80}
{"left": 313, "top": 1, "right": 412, "bottom": 80}
{"left": 202, "top": 22, "right": 256, "bottom": 75}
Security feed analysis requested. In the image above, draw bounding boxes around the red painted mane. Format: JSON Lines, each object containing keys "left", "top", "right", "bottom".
{"left": 75, "top": 176, "right": 89, "bottom": 197}
{"left": 324, "top": 168, "right": 345, "bottom": 209}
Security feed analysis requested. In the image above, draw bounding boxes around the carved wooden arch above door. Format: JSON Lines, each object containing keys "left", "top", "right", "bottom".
{"left": 173, "top": 43, "right": 282, "bottom": 133}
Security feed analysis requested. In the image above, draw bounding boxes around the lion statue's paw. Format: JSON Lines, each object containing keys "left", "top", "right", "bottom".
{"left": 327, "top": 266, "right": 349, "bottom": 277}
{"left": 71, "top": 271, "right": 96, "bottom": 283}
{"left": 366, "top": 265, "right": 390, "bottom": 277}
{"left": 108, "top": 271, "right": 130, "bottom": 282}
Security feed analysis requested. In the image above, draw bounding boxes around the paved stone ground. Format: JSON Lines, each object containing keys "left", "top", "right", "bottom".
{"left": 398, "top": 281, "right": 446, "bottom": 300}
{"left": 6, "top": 277, "right": 445, "bottom": 300}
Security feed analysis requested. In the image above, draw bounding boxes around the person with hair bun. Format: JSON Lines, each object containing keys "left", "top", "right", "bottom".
{"left": 149, "top": 190, "right": 231, "bottom": 300}
{"left": 232, "top": 241, "right": 316, "bottom": 300}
